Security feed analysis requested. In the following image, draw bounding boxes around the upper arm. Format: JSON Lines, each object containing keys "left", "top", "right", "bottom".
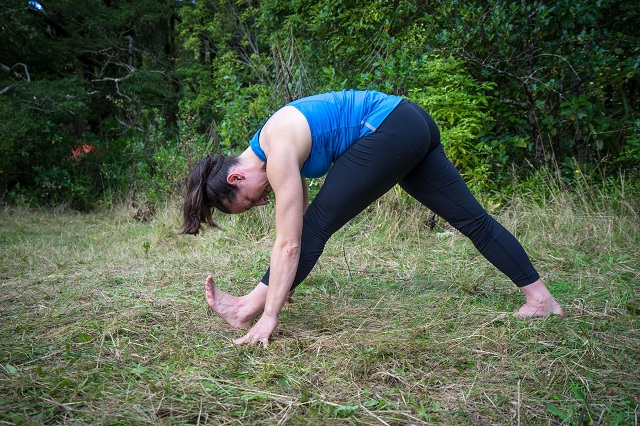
{"left": 260, "top": 106, "right": 311, "bottom": 243}
{"left": 260, "top": 106, "right": 311, "bottom": 244}
{"left": 265, "top": 142, "right": 307, "bottom": 244}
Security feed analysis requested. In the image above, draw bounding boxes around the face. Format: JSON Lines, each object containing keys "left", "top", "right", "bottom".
{"left": 225, "top": 171, "right": 272, "bottom": 214}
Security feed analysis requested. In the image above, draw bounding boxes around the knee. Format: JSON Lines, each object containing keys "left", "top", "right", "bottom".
{"left": 450, "top": 210, "right": 494, "bottom": 241}
{"left": 301, "top": 212, "right": 332, "bottom": 250}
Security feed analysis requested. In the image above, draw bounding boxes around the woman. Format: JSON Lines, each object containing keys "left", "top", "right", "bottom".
{"left": 183, "top": 90, "right": 563, "bottom": 348}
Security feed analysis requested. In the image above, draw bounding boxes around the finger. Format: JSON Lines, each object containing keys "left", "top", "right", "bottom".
{"left": 261, "top": 338, "right": 269, "bottom": 348}
{"left": 233, "top": 334, "right": 249, "bottom": 345}
{"left": 249, "top": 334, "right": 261, "bottom": 347}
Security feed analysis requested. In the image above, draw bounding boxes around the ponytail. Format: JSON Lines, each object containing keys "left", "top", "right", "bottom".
{"left": 182, "top": 154, "right": 240, "bottom": 235}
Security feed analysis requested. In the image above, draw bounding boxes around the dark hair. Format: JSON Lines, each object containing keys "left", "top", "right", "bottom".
{"left": 182, "top": 154, "right": 240, "bottom": 235}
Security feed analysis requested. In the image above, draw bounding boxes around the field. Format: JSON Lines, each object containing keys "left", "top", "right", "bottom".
{"left": 1, "top": 183, "right": 639, "bottom": 425}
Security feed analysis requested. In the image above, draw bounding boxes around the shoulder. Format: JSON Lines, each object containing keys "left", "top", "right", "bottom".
{"left": 260, "top": 106, "right": 312, "bottom": 169}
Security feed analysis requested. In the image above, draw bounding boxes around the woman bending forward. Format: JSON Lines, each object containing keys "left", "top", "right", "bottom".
{"left": 182, "top": 90, "right": 563, "bottom": 347}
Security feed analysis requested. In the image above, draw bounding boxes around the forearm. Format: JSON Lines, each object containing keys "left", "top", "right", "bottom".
{"left": 263, "top": 242, "right": 300, "bottom": 317}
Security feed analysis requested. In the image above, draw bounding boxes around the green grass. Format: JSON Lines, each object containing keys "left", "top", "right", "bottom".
{"left": 1, "top": 181, "right": 639, "bottom": 425}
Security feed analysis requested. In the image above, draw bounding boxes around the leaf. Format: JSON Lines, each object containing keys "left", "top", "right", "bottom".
{"left": 4, "top": 364, "right": 19, "bottom": 377}
{"left": 515, "top": 138, "right": 528, "bottom": 148}
{"left": 129, "top": 366, "right": 148, "bottom": 375}
{"left": 334, "top": 404, "right": 359, "bottom": 416}
{"left": 547, "top": 404, "right": 571, "bottom": 421}
{"left": 75, "top": 333, "right": 93, "bottom": 344}
{"left": 363, "top": 399, "right": 379, "bottom": 408}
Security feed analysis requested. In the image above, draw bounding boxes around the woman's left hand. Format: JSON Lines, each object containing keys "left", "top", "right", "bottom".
{"left": 233, "top": 314, "right": 279, "bottom": 348}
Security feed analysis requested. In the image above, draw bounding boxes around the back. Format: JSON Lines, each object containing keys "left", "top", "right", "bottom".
{"left": 289, "top": 90, "right": 402, "bottom": 178}
{"left": 249, "top": 90, "right": 402, "bottom": 178}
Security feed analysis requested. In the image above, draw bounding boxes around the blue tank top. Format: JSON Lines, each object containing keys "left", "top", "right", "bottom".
{"left": 249, "top": 90, "right": 403, "bottom": 178}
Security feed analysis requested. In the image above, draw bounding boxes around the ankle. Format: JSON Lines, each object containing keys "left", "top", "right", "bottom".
{"left": 520, "top": 279, "right": 552, "bottom": 302}
{"left": 237, "top": 295, "right": 263, "bottom": 320}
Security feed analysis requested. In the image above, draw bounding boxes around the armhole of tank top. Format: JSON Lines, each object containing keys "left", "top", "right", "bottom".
{"left": 251, "top": 128, "right": 267, "bottom": 162}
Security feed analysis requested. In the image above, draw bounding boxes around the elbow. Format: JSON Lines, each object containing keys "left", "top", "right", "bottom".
{"left": 284, "top": 242, "right": 301, "bottom": 259}
{"left": 276, "top": 239, "right": 301, "bottom": 259}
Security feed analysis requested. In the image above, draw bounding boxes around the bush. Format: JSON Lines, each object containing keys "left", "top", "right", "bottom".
{"left": 407, "top": 55, "right": 496, "bottom": 193}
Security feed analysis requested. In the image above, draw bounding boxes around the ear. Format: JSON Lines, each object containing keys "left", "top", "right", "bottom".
{"left": 227, "top": 172, "right": 244, "bottom": 185}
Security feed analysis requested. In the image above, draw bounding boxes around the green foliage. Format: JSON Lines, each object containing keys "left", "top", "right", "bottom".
{"left": 619, "top": 118, "right": 640, "bottom": 167}
{"left": 407, "top": 56, "right": 496, "bottom": 191}
{"left": 1, "top": 0, "right": 638, "bottom": 208}
{"left": 177, "top": 49, "right": 280, "bottom": 155}
{"left": 422, "top": 0, "right": 640, "bottom": 169}
{"left": 0, "top": 0, "right": 178, "bottom": 208}
{"left": 0, "top": 76, "right": 99, "bottom": 208}
{"left": 216, "top": 83, "right": 279, "bottom": 154}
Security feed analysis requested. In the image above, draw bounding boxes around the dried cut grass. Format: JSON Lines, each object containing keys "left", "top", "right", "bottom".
{"left": 0, "top": 179, "right": 639, "bottom": 425}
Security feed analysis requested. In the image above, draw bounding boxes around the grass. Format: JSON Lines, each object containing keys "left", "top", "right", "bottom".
{"left": 1, "top": 177, "right": 639, "bottom": 425}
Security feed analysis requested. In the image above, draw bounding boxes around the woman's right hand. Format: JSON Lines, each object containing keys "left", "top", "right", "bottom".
{"left": 233, "top": 313, "right": 279, "bottom": 348}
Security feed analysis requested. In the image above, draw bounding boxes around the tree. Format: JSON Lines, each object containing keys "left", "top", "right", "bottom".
{"left": 0, "top": 0, "right": 181, "bottom": 206}
{"left": 421, "top": 0, "right": 639, "bottom": 172}
{"left": 2, "top": 0, "right": 638, "bottom": 207}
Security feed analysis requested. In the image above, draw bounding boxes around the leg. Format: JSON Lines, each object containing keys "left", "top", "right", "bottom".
{"left": 399, "top": 143, "right": 562, "bottom": 316}
{"left": 206, "top": 102, "right": 432, "bottom": 329}
{"left": 205, "top": 126, "right": 418, "bottom": 330}
{"left": 261, "top": 101, "right": 433, "bottom": 289}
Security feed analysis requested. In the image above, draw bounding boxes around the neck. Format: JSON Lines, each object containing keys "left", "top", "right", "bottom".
{"left": 239, "top": 147, "right": 266, "bottom": 170}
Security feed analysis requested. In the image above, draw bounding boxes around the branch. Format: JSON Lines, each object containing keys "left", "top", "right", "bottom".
{"left": 92, "top": 73, "right": 133, "bottom": 101}
{"left": 12, "top": 63, "right": 31, "bottom": 82}
{"left": 0, "top": 62, "right": 31, "bottom": 95}
{"left": 455, "top": 48, "right": 570, "bottom": 102}
{"left": 273, "top": 35, "right": 293, "bottom": 102}
{"left": 0, "top": 61, "right": 31, "bottom": 81}
{"left": 500, "top": 98, "right": 529, "bottom": 109}
{"left": 532, "top": 53, "right": 582, "bottom": 81}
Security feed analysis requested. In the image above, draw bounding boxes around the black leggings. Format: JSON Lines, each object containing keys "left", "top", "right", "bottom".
{"left": 261, "top": 100, "right": 540, "bottom": 289}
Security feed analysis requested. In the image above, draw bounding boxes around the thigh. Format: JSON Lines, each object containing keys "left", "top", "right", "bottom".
{"left": 306, "top": 103, "right": 431, "bottom": 236}
{"left": 399, "top": 145, "right": 487, "bottom": 225}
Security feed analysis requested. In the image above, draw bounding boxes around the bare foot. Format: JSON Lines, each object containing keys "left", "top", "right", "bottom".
{"left": 513, "top": 278, "right": 564, "bottom": 318}
{"left": 204, "top": 276, "right": 262, "bottom": 329}
{"left": 514, "top": 297, "right": 564, "bottom": 317}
